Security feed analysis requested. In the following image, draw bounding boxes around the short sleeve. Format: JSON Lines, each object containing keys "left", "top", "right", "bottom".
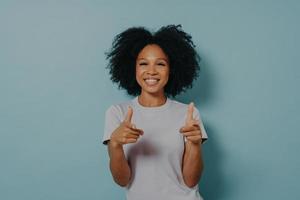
{"left": 193, "top": 107, "right": 208, "bottom": 144}
{"left": 102, "top": 105, "right": 122, "bottom": 145}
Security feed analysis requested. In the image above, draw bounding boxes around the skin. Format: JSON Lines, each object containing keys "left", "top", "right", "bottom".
{"left": 107, "top": 44, "right": 204, "bottom": 188}
{"left": 180, "top": 102, "right": 204, "bottom": 187}
{"left": 135, "top": 44, "right": 169, "bottom": 106}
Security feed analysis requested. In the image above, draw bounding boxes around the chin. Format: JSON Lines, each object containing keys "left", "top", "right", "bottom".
{"left": 142, "top": 87, "right": 164, "bottom": 95}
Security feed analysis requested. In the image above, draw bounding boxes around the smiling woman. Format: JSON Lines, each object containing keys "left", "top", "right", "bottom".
{"left": 103, "top": 25, "right": 208, "bottom": 200}
{"left": 135, "top": 44, "right": 170, "bottom": 103}
{"left": 105, "top": 25, "right": 200, "bottom": 98}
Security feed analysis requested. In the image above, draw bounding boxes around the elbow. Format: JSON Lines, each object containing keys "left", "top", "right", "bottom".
{"left": 183, "top": 179, "right": 199, "bottom": 188}
{"left": 183, "top": 166, "right": 204, "bottom": 188}
{"left": 109, "top": 162, "right": 131, "bottom": 187}
{"left": 112, "top": 174, "right": 131, "bottom": 187}
{"left": 115, "top": 180, "right": 129, "bottom": 187}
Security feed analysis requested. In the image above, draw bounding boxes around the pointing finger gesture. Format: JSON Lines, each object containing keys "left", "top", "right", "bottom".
{"left": 110, "top": 106, "right": 143, "bottom": 147}
{"left": 180, "top": 102, "right": 202, "bottom": 144}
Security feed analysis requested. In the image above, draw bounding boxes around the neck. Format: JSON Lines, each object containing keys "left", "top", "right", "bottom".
{"left": 138, "top": 91, "right": 167, "bottom": 107}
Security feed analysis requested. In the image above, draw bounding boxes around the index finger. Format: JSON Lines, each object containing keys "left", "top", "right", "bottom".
{"left": 124, "top": 106, "right": 133, "bottom": 122}
{"left": 186, "top": 102, "right": 194, "bottom": 122}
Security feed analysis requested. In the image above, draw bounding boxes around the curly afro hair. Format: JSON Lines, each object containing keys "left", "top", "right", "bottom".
{"left": 105, "top": 24, "right": 201, "bottom": 97}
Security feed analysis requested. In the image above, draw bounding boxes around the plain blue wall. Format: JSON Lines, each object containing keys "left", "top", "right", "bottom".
{"left": 1, "top": 1, "right": 299, "bottom": 199}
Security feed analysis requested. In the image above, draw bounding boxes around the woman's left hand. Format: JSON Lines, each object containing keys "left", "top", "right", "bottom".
{"left": 179, "top": 102, "right": 202, "bottom": 145}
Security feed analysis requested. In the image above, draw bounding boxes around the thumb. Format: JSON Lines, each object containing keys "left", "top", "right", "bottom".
{"left": 124, "top": 106, "right": 133, "bottom": 123}
{"left": 186, "top": 102, "right": 194, "bottom": 123}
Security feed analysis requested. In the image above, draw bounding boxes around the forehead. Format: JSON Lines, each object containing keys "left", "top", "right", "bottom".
{"left": 137, "top": 44, "right": 168, "bottom": 60}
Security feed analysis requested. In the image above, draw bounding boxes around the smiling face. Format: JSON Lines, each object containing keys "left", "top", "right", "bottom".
{"left": 136, "top": 44, "right": 170, "bottom": 96}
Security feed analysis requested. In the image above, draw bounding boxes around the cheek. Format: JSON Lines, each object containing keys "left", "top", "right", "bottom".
{"left": 162, "top": 70, "right": 170, "bottom": 82}
{"left": 135, "top": 68, "right": 143, "bottom": 84}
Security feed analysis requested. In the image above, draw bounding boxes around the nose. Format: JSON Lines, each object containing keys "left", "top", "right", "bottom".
{"left": 146, "top": 64, "right": 158, "bottom": 75}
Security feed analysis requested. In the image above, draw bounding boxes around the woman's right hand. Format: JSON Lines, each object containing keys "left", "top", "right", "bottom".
{"left": 110, "top": 106, "right": 143, "bottom": 147}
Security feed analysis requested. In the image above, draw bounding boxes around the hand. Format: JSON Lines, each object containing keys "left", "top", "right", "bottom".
{"left": 110, "top": 106, "right": 143, "bottom": 147}
{"left": 179, "top": 102, "right": 202, "bottom": 145}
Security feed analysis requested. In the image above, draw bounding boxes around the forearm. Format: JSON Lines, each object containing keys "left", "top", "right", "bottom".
{"left": 108, "top": 141, "right": 131, "bottom": 187}
{"left": 182, "top": 141, "right": 204, "bottom": 188}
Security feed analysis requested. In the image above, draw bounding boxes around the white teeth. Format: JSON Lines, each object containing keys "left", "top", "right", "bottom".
{"left": 145, "top": 79, "right": 159, "bottom": 86}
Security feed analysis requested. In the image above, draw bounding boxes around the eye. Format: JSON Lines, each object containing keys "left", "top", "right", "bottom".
{"left": 139, "top": 62, "right": 147, "bottom": 65}
{"left": 158, "top": 63, "right": 166, "bottom": 66}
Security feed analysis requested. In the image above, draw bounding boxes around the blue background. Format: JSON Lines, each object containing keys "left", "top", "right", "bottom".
{"left": 0, "top": 1, "right": 299, "bottom": 199}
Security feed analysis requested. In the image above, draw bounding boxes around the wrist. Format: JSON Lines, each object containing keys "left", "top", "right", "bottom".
{"left": 110, "top": 138, "right": 123, "bottom": 149}
{"left": 186, "top": 140, "right": 202, "bottom": 148}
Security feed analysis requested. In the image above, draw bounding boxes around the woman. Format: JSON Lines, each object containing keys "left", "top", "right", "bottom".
{"left": 102, "top": 25, "right": 208, "bottom": 200}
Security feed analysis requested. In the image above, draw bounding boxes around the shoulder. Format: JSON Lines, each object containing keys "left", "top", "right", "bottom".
{"left": 169, "top": 98, "right": 201, "bottom": 117}
{"left": 169, "top": 99, "right": 199, "bottom": 111}
{"left": 169, "top": 98, "right": 188, "bottom": 109}
{"left": 105, "top": 99, "right": 134, "bottom": 120}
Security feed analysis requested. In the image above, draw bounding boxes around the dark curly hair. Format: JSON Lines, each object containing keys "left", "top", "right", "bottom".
{"left": 105, "top": 24, "right": 201, "bottom": 97}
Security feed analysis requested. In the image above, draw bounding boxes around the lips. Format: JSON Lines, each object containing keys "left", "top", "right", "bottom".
{"left": 144, "top": 78, "right": 160, "bottom": 86}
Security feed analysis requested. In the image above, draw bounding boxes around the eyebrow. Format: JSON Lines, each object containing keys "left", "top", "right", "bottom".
{"left": 137, "top": 58, "right": 168, "bottom": 62}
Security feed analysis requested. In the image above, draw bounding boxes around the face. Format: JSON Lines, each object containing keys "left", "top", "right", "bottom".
{"left": 136, "top": 44, "right": 170, "bottom": 96}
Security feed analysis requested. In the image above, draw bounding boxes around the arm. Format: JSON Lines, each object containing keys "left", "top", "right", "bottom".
{"left": 182, "top": 140, "right": 204, "bottom": 188}
{"left": 180, "top": 102, "right": 205, "bottom": 188}
{"left": 106, "top": 106, "right": 143, "bottom": 187}
{"left": 108, "top": 141, "right": 131, "bottom": 187}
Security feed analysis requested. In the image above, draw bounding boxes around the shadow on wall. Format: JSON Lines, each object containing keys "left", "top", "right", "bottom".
{"left": 175, "top": 55, "right": 214, "bottom": 108}
{"left": 177, "top": 57, "right": 231, "bottom": 199}
{"left": 199, "top": 124, "right": 229, "bottom": 200}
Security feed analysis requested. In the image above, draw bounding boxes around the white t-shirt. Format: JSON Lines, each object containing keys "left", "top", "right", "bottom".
{"left": 102, "top": 96, "right": 208, "bottom": 200}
